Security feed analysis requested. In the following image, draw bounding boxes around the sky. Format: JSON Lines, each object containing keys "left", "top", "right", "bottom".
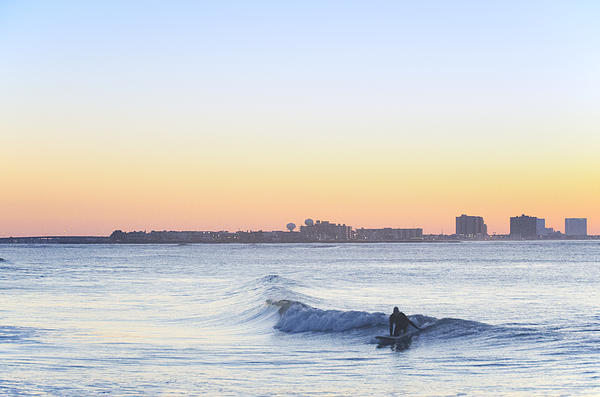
{"left": 1, "top": 1, "right": 599, "bottom": 236}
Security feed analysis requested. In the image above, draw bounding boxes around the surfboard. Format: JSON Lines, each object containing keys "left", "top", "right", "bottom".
{"left": 375, "top": 333, "right": 414, "bottom": 345}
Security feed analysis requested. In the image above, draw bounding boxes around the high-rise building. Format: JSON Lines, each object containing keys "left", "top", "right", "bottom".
{"left": 536, "top": 218, "right": 545, "bottom": 235}
{"left": 536, "top": 218, "right": 554, "bottom": 236}
{"left": 565, "top": 218, "right": 587, "bottom": 236}
{"left": 455, "top": 214, "right": 487, "bottom": 238}
{"left": 510, "top": 214, "right": 537, "bottom": 239}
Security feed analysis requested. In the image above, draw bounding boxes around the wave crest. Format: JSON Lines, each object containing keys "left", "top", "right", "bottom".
{"left": 268, "top": 300, "right": 387, "bottom": 333}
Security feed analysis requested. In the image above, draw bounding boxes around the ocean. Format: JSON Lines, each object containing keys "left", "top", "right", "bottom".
{"left": 0, "top": 241, "right": 599, "bottom": 396}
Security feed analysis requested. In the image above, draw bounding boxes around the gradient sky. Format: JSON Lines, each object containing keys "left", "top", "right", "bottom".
{"left": 1, "top": 1, "right": 599, "bottom": 236}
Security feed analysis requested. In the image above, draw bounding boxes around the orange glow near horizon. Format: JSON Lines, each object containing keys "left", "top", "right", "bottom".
{"left": 2, "top": 136, "right": 599, "bottom": 236}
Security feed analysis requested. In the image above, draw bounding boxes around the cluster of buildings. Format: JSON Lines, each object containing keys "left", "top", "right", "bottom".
{"left": 509, "top": 215, "right": 588, "bottom": 239}
{"left": 105, "top": 215, "right": 592, "bottom": 243}
{"left": 107, "top": 214, "right": 590, "bottom": 244}
{"left": 107, "top": 218, "right": 424, "bottom": 243}
{"left": 108, "top": 230, "right": 236, "bottom": 243}
{"left": 454, "top": 213, "right": 589, "bottom": 240}
{"left": 0, "top": 215, "right": 592, "bottom": 244}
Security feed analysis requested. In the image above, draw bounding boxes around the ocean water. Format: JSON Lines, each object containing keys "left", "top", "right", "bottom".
{"left": 0, "top": 241, "right": 599, "bottom": 396}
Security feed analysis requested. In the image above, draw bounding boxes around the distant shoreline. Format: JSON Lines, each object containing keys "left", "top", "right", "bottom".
{"left": 0, "top": 237, "right": 598, "bottom": 245}
{"left": 0, "top": 237, "right": 457, "bottom": 244}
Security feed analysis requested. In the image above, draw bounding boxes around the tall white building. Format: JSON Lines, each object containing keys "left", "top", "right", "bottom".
{"left": 565, "top": 218, "right": 587, "bottom": 236}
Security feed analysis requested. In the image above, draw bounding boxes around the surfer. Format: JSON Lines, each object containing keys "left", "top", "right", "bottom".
{"left": 389, "top": 307, "right": 420, "bottom": 336}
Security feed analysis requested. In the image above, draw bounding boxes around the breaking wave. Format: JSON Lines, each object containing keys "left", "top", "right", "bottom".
{"left": 239, "top": 275, "right": 497, "bottom": 343}
{"left": 265, "top": 299, "right": 494, "bottom": 344}
{"left": 268, "top": 299, "right": 388, "bottom": 332}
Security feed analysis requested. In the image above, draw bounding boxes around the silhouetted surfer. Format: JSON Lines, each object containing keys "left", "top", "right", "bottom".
{"left": 389, "top": 307, "right": 420, "bottom": 336}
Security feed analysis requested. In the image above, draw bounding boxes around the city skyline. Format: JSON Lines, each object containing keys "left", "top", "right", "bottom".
{"left": 0, "top": 208, "right": 595, "bottom": 237}
{"left": 0, "top": 213, "right": 593, "bottom": 239}
{"left": 2, "top": 1, "right": 599, "bottom": 237}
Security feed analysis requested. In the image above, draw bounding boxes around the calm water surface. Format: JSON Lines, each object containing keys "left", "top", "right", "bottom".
{"left": 1, "top": 241, "right": 599, "bottom": 396}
